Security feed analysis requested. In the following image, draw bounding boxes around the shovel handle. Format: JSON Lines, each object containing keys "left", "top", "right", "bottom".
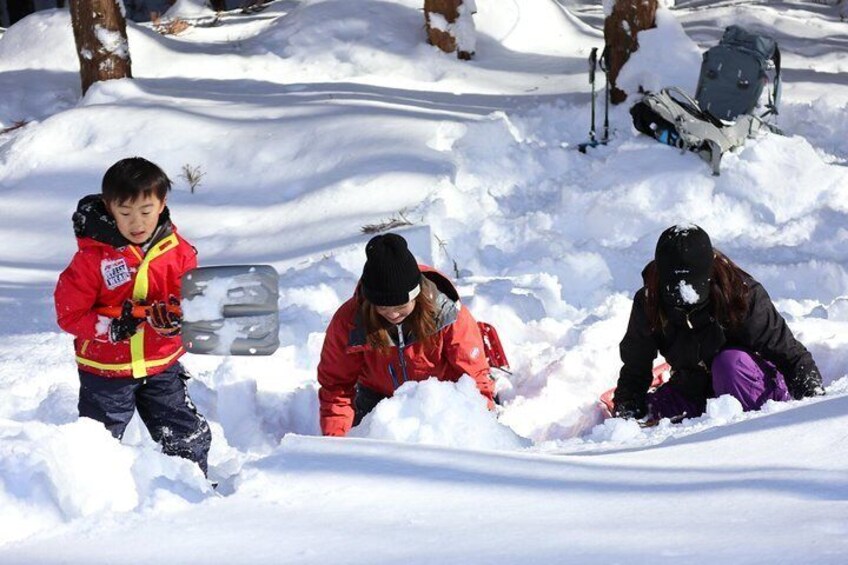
{"left": 95, "top": 302, "right": 183, "bottom": 320}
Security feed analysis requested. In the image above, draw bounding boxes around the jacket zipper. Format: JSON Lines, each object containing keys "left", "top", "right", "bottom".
{"left": 388, "top": 364, "right": 399, "bottom": 389}
{"left": 396, "top": 323, "right": 409, "bottom": 385}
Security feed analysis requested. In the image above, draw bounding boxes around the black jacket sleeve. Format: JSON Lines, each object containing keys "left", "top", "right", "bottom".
{"left": 737, "top": 282, "right": 824, "bottom": 399}
{"left": 615, "top": 289, "right": 659, "bottom": 417}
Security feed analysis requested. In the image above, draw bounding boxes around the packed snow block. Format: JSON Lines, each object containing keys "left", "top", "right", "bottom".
{"left": 603, "top": 0, "right": 659, "bottom": 104}
{"left": 424, "top": 0, "right": 476, "bottom": 60}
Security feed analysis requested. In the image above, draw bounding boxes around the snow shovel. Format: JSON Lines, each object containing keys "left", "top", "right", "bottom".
{"left": 180, "top": 265, "right": 280, "bottom": 356}
{"left": 96, "top": 265, "right": 280, "bottom": 356}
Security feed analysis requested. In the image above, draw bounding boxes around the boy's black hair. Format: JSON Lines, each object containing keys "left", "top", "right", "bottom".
{"left": 101, "top": 157, "right": 172, "bottom": 204}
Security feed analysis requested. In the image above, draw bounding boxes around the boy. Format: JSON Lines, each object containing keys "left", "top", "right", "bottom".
{"left": 54, "top": 157, "right": 211, "bottom": 475}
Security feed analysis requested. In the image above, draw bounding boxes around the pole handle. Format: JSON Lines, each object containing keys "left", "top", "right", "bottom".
{"left": 588, "top": 47, "right": 598, "bottom": 84}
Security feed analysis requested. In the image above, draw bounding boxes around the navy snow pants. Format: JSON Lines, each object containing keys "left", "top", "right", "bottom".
{"left": 78, "top": 362, "right": 212, "bottom": 475}
{"left": 353, "top": 385, "right": 386, "bottom": 428}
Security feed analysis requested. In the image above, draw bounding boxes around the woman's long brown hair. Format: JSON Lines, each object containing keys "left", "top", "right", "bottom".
{"left": 644, "top": 250, "right": 750, "bottom": 333}
{"left": 361, "top": 277, "right": 439, "bottom": 355}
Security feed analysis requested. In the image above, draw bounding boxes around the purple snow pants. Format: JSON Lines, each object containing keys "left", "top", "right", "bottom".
{"left": 647, "top": 348, "right": 792, "bottom": 420}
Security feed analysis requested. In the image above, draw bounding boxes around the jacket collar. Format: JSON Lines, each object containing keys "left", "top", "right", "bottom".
{"left": 72, "top": 194, "right": 174, "bottom": 251}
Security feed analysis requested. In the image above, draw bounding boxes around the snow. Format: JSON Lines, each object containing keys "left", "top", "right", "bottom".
{"left": 163, "top": 0, "right": 216, "bottom": 21}
{"left": 704, "top": 393, "right": 744, "bottom": 422}
{"left": 616, "top": 7, "right": 703, "bottom": 98}
{"left": 350, "top": 376, "right": 530, "bottom": 450}
{"left": 427, "top": 0, "right": 479, "bottom": 55}
{"left": 676, "top": 280, "right": 700, "bottom": 304}
{"left": 94, "top": 25, "right": 130, "bottom": 60}
{"left": 455, "top": 0, "right": 478, "bottom": 55}
{"left": 0, "top": 0, "right": 847, "bottom": 562}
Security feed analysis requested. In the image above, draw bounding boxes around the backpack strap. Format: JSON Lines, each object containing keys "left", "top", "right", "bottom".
{"left": 666, "top": 87, "right": 722, "bottom": 127}
{"left": 763, "top": 44, "right": 781, "bottom": 118}
{"left": 698, "top": 140, "right": 722, "bottom": 176}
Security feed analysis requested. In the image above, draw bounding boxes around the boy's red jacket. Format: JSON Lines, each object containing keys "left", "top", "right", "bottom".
{"left": 54, "top": 196, "right": 197, "bottom": 378}
{"left": 317, "top": 266, "right": 494, "bottom": 436}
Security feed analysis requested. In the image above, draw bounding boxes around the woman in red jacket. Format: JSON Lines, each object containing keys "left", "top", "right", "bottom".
{"left": 317, "top": 233, "right": 495, "bottom": 436}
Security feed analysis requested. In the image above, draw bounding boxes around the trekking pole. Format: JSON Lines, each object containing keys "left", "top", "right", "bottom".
{"left": 600, "top": 46, "right": 611, "bottom": 143}
{"left": 578, "top": 47, "right": 599, "bottom": 153}
{"left": 589, "top": 47, "right": 597, "bottom": 143}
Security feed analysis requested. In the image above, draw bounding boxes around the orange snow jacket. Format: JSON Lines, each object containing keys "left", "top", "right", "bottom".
{"left": 54, "top": 196, "right": 197, "bottom": 378}
{"left": 317, "top": 266, "right": 495, "bottom": 436}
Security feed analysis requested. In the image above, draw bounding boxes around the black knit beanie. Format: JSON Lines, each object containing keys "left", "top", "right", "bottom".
{"left": 655, "top": 224, "right": 714, "bottom": 308}
{"left": 361, "top": 233, "right": 422, "bottom": 306}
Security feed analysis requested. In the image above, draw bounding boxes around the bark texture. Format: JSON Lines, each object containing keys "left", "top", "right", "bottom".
{"left": 69, "top": 0, "right": 132, "bottom": 95}
{"left": 424, "top": 0, "right": 474, "bottom": 60}
{"left": 603, "top": 0, "right": 658, "bottom": 104}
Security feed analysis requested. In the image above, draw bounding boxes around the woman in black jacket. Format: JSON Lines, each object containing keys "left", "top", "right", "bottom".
{"left": 614, "top": 224, "right": 824, "bottom": 421}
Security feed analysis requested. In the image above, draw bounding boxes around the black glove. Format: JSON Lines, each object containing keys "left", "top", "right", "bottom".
{"left": 789, "top": 363, "right": 825, "bottom": 399}
{"left": 613, "top": 398, "right": 647, "bottom": 420}
{"left": 109, "top": 299, "right": 142, "bottom": 343}
{"left": 147, "top": 295, "right": 182, "bottom": 338}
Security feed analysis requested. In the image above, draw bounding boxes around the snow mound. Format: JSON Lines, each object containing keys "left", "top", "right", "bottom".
{"left": 704, "top": 394, "right": 744, "bottom": 423}
{"left": 251, "top": 0, "right": 433, "bottom": 82}
{"left": 616, "top": 8, "right": 702, "bottom": 98}
{"left": 350, "top": 376, "right": 531, "bottom": 450}
{"left": 0, "top": 10, "right": 79, "bottom": 125}
{"left": 164, "top": 0, "right": 216, "bottom": 21}
{"left": 0, "top": 418, "right": 213, "bottom": 544}
{"left": 588, "top": 417, "right": 644, "bottom": 443}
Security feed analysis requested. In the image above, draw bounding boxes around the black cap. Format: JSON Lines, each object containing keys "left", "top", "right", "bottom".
{"left": 655, "top": 224, "right": 714, "bottom": 308}
{"left": 361, "top": 233, "right": 421, "bottom": 306}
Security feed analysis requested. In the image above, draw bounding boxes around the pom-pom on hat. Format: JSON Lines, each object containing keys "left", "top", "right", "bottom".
{"left": 361, "top": 233, "right": 422, "bottom": 307}
{"left": 655, "top": 224, "right": 714, "bottom": 308}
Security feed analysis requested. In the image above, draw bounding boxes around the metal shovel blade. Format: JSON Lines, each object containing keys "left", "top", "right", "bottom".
{"left": 180, "top": 265, "right": 280, "bottom": 356}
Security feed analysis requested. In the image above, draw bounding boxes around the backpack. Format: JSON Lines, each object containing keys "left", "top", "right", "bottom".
{"left": 695, "top": 25, "right": 781, "bottom": 121}
{"left": 478, "top": 322, "right": 509, "bottom": 371}
{"left": 630, "top": 87, "right": 779, "bottom": 175}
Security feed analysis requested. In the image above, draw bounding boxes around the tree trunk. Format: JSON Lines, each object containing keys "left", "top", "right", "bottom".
{"left": 604, "top": 0, "right": 658, "bottom": 104}
{"left": 69, "top": 0, "right": 132, "bottom": 95}
{"left": 424, "top": 0, "right": 475, "bottom": 60}
{"left": 8, "top": 0, "right": 35, "bottom": 25}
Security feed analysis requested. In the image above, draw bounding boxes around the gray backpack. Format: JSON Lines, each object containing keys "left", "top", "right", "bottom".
{"left": 630, "top": 87, "right": 779, "bottom": 175}
{"left": 695, "top": 25, "right": 782, "bottom": 121}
